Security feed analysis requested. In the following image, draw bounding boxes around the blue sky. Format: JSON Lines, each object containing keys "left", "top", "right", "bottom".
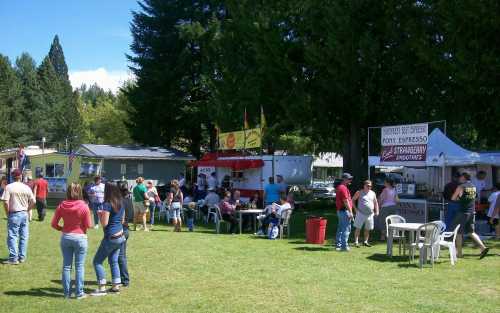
{"left": 0, "top": 0, "right": 141, "bottom": 91}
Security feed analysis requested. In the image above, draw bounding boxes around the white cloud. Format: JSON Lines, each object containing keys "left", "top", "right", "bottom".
{"left": 69, "top": 68, "right": 134, "bottom": 93}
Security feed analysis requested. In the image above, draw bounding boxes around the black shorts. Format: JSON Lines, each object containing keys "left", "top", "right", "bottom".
{"left": 452, "top": 212, "right": 475, "bottom": 234}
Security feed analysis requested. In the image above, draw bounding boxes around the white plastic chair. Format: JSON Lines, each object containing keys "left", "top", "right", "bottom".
{"left": 157, "top": 202, "right": 169, "bottom": 223}
{"left": 214, "top": 205, "right": 231, "bottom": 234}
{"left": 207, "top": 205, "right": 218, "bottom": 224}
{"left": 438, "top": 224, "right": 460, "bottom": 265}
{"left": 278, "top": 209, "right": 293, "bottom": 239}
{"left": 386, "top": 215, "right": 406, "bottom": 256}
{"left": 410, "top": 223, "right": 441, "bottom": 268}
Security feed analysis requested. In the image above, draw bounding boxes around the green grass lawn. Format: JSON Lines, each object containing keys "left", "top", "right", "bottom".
{"left": 0, "top": 207, "right": 499, "bottom": 313}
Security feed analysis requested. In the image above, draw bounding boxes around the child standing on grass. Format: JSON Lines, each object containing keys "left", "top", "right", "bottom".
{"left": 185, "top": 202, "right": 196, "bottom": 231}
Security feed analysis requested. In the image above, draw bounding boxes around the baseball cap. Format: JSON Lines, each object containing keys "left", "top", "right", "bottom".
{"left": 12, "top": 169, "right": 22, "bottom": 177}
{"left": 341, "top": 172, "right": 353, "bottom": 180}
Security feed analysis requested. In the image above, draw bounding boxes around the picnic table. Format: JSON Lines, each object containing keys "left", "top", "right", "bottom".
{"left": 237, "top": 209, "right": 264, "bottom": 234}
{"left": 386, "top": 222, "right": 424, "bottom": 257}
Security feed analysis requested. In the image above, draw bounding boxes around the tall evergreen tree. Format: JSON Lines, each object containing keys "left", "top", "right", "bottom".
{"left": 0, "top": 54, "right": 28, "bottom": 147}
{"left": 48, "top": 35, "right": 70, "bottom": 82}
{"left": 15, "top": 53, "right": 47, "bottom": 140}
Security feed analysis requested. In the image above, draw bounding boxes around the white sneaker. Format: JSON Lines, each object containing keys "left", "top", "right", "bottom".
{"left": 90, "top": 289, "right": 107, "bottom": 296}
{"left": 254, "top": 230, "right": 264, "bottom": 236}
{"left": 93, "top": 225, "right": 99, "bottom": 229}
{"left": 335, "top": 247, "right": 341, "bottom": 251}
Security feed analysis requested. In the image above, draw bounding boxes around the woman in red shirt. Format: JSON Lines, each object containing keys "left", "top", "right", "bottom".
{"left": 51, "top": 183, "right": 92, "bottom": 299}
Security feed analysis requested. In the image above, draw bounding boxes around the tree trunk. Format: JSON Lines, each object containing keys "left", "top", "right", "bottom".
{"left": 343, "top": 119, "right": 365, "bottom": 190}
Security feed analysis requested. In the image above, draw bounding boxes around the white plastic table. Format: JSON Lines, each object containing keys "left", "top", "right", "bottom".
{"left": 238, "top": 209, "right": 264, "bottom": 234}
{"left": 387, "top": 222, "right": 423, "bottom": 257}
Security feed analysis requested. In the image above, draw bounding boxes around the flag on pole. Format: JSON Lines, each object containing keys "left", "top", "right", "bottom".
{"left": 214, "top": 123, "right": 220, "bottom": 149}
{"left": 244, "top": 108, "right": 249, "bottom": 130}
{"left": 260, "top": 106, "right": 266, "bottom": 131}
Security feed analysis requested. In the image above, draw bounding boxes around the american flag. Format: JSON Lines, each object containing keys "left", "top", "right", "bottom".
{"left": 68, "top": 152, "right": 76, "bottom": 172}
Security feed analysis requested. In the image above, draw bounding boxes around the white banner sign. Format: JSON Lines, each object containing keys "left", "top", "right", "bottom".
{"left": 198, "top": 166, "right": 215, "bottom": 176}
{"left": 381, "top": 123, "right": 428, "bottom": 163}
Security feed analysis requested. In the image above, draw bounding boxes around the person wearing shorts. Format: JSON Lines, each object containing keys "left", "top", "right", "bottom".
{"left": 451, "top": 172, "right": 489, "bottom": 259}
{"left": 167, "top": 180, "right": 183, "bottom": 232}
{"left": 132, "top": 177, "right": 149, "bottom": 231}
{"left": 352, "top": 180, "right": 379, "bottom": 247}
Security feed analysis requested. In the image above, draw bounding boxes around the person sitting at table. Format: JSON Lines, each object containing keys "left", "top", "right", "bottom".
{"left": 232, "top": 190, "right": 243, "bottom": 209}
{"left": 248, "top": 191, "right": 263, "bottom": 209}
{"left": 219, "top": 191, "right": 238, "bottom": 234}
{"left": 256, "top": 194, "right": 291, "bottom": 236}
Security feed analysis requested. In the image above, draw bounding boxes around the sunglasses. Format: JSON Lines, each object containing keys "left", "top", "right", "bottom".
{"left": 365, "top": 185, "right": 372, "bottom": 188}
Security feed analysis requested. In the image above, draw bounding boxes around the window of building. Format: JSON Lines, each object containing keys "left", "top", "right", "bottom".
{"left": 138, "top": 163, "right": 143, "bottom": 175}
{"left": 45, "top": 163, "right": 65, "bottom": 178}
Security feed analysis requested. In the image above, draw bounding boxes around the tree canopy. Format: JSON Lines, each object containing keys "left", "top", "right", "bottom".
{"left": 127, "top": 0, "right": 500, "bottom": 182}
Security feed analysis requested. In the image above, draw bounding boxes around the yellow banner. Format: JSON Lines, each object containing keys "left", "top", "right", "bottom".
{"left": 218, "top": 128, "right": 262, "bottom": 150}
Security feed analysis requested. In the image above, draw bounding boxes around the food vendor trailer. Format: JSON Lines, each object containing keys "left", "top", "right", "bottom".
{"left": 192, "top": 152, "right": 313, "bottom": 197}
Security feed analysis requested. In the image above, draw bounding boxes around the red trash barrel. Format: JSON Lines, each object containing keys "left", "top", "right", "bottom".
{"left": 306, "top": 216, "right": 327, "bottom": 244}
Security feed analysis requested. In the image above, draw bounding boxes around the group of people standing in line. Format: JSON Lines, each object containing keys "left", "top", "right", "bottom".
{"left": 1, "top": 170, "right": 130, "bottom": 299}
{"left": 334, "top": 171, "right": 495, "bottom": 259}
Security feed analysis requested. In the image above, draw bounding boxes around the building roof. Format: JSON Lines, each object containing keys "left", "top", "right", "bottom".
{"left": 77, "top": 144, "right": 194, "bottom": 161}
{"left": 0, "top": 146, "right": 57, "bottom": 158}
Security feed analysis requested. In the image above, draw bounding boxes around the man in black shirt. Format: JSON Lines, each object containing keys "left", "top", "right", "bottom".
{"left": 451, "top": 172, "right": 489, "bottom": 259}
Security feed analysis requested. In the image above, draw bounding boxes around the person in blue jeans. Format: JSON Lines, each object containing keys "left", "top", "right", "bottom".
{"left": 88, "top": 176, "right": 105, "bottom": 229}
{"left": 118, "top": 185, "right": 132, "bottom": 287}
{"left": 51, "top": 183, "right": 92, "bottom": 299}
{"left": 335, "top": 173, "right": 354, "bottom": 251}
{"left": 1, "top": 169, "right": 36, "bottom": 265}
{"left": 91, "top": 183, "right": 125, "bottom": 296}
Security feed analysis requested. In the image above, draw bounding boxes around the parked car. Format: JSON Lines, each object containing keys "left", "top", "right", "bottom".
{"left": 311, "top": 182, "right": 336, "bottom": 200}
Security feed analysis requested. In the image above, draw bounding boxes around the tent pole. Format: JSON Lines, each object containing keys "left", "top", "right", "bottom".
{"left": 367, "top": 127, "right": 371, "bottom": 180}
{"left": 441, "top": 153, "right": 446, "bottom": 221}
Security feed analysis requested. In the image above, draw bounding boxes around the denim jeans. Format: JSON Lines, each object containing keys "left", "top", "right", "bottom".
{"left": 149, "top": 202, "right": 157, "bottom": 225}
{"left": 60, "top": 234, "right": 88, "bottom": 297}
{"left": 335, "top": 210, "right": 351, "bottom": 249}
{"left": 91, "top": 202, "right": 103, "bottom": 226}
{"left": 445, "top": 202, "right": 460, "bottom": 231}
{"left": 7, "top": 211, "right": 29, "bottom": 261}
{"left": 93, "top": 236, "right": 125, "bottom": 285}
{"left": 186, "top": 218, "right": 194, "bottom": 231}
{"left": 118, "top": 228, "right": 129, "bottom": 285}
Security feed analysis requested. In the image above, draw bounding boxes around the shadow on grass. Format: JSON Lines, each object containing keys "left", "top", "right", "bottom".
{"left": 288, "top": 240, "right": 307, "bottom": 245}
{"left": 4, "top": 287, "right": 62, "bottom": 298}
{"left": 366, "top": 253, "right": 409, "bottom": 263}
{"left": 50, "top": 280, "right": 97, "bottom": 285}
{"left": 294, "top": 246, "right": 331, "bottom": 252}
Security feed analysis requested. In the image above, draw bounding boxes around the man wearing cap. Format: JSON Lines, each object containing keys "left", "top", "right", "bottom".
{"left": 451, "top": 172, "right": 489, "bottom": 259}
{"left": 335, "top": 173, "right": 354, "bottom": 251}
{"left": 1, "top": 169, "right": 36, "bottom": 265}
